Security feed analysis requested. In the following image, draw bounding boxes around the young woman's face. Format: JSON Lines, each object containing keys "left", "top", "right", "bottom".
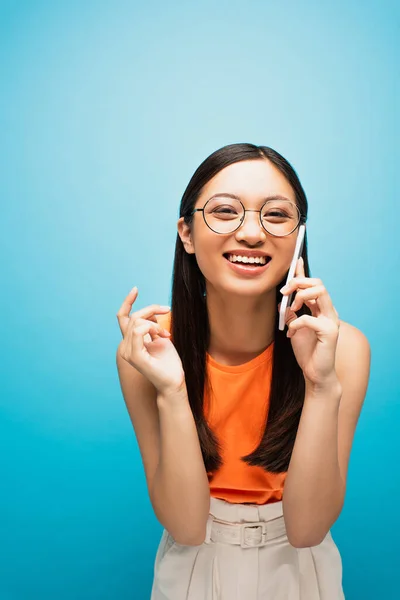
{"left": 178, "top": 159, "right": 302, "bottom": 297}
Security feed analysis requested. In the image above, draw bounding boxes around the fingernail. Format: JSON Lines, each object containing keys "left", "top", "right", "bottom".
{"left": 160, "top": 305, "right": 171, "bottom": 310}
{"left": 280, "top": 286, "right": 288, "bottom": 293}
{"left": 131, "top": 286, "right": 138, "bottom": 293}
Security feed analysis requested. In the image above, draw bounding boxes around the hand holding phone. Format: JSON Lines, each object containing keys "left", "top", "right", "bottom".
{"left": 278, "top": 225, "right": 306, "bottom": 331}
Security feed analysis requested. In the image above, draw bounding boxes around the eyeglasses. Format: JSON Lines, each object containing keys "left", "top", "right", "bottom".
{"left": 190, "top": 196, "right": 305, "bottom": 237}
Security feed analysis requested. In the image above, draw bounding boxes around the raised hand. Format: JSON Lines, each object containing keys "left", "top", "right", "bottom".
{"left": 279, "top": 258, "right": 340, "bottom": 387}
{"left": 116, "top": 287, "right": 185, "bottom": 395}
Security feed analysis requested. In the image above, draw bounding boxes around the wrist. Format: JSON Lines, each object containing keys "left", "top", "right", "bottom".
{"left": 157, "top": 379, "right": 188, "bottom": 407}
{"left": 304, "top": 372, "right": 342, "bottom": 397}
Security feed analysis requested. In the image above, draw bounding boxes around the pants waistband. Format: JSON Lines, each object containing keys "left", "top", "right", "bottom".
{"left": 204, "top": 514, "right": 287, "bottom": 549}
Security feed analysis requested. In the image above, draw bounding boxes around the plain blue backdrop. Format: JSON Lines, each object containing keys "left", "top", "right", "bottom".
{"left": 1, "top": 1, "right": 399, "bottom": 598}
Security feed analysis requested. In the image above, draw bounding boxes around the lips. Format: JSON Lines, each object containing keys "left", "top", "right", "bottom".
{"left": 223, "top": 254, "right": 272, "bottom": 276}
{"left": 223, "top": 253, "right": 272, "bottom": 266}
{"left": 223, "top": 251, "right": 271, "bottom": 259}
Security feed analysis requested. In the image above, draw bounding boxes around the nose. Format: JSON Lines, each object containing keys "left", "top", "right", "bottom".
{"left": 234, "top": 210, "right": 267, "bottom": 244}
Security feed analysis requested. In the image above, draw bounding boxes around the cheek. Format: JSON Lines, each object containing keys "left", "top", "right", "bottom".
{"left": 193, "top": 247, "right": 220, "bottom": 279}
{"left": 273, "top": 235, "right": 296, "bottom": 258}
{"left": 191, "top": 233, "right": 225, "bottom": 279}
{"left": 270, "top": 241, "right": 296, "bottom": 275}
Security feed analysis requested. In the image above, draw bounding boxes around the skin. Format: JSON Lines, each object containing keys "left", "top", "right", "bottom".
{"left": 176, "top": 158, "right": 371, "bottom": 545}
{"left": 177, "top": 158, "right": 299, "bottom": 365}
{"left": 117, "top": 156, "right": 371, "bottom": 546}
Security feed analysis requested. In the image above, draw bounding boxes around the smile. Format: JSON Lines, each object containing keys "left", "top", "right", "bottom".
{"left": 225, "top": 253, "right": 269, "bottom": 265}
{"left": 223, "top": 254, "right": 272, "bottom": 276}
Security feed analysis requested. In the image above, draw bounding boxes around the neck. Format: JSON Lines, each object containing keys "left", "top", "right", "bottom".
{"left": 205, "top": 286, "right": 276, "bottom": 366}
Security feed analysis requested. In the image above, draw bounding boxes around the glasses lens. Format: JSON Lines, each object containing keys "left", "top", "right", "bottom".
{"left": 261, "top": 200, "right": 300, "bottom": 236}
{"left": 203, "top": 197, "right": 244, "bottom": 234}
{"left": 203, "top": 197, "right": 301, "bottom": 236}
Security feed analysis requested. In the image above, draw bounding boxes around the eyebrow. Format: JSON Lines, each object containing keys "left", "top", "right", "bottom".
{"left": 207, "top": 192, "right": 293, "bottom": 203}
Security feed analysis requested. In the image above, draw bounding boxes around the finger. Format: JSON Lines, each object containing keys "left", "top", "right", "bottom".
{"left": 300, "top": 287, "right": 337, "bottom": 320}
{"left": 292, "top": 298, "right": 319, "bottom": 319}
{"left": 278, "top": 301, "right": 297, "bottom": 327}
{"left": 143, "top": 327, "right": 170, "bottom": 344}
{"left": 300, "top": 257, "right": 305, "bottom": 276}
{"left": 290, "top": 285, "right": 325, "bottom": 313}
{"left": 281, "top": 277, "right": 337, "bottom": 320}
{"left": 116, "top": 285, "right": 170, "bottom": 337}
{"left": 130, "top": 316, "right": 170, "bottom": 336}
{"left": 292, "top": 287, "right": 338, "bottom": 321}
{"left": 131, "top": 303, "right": 171, "bottom": 322}
{"left": 148, "top": 319, "right": 171, "bottom": 339}
{"left": 116, "top": 287, "right": 139, "bottom": 336}
{"left": 287, "top": 314, "right": 340, "bottom": 338}
{"left": 122, "top": 319, "right": 170, "bottom": 358}
{"left": 280, "top": 276, "right": 322, "bottom": 294}
{"left": 294, "top": 257, "right": 304, "bottom": 278}
{"left": 145, "top": 315, "right": 158, "bottom": 325}
{"left": 285, "top": 306, "right": 298, "bottom": 326}
{"left": 117, "top": 286, "right": 138, "bottom": 318}
{"left": 291, "top": 259, "right": 307, "bottom": 311}
{"left": 134, "top": 321, "right": 171, "bottom": 342}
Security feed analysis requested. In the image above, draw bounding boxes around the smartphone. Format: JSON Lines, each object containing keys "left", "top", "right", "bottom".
{"left": 278, "top": 224, "right": 306, "bottom": 331}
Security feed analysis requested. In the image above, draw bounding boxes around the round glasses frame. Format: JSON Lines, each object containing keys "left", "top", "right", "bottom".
{"left": 190, "top": 198, "right": 306, "bottom": 238}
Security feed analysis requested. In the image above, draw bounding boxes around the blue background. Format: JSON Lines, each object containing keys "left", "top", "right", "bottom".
{"left": 1, "top": 0, "right": 399, "bottom": 598}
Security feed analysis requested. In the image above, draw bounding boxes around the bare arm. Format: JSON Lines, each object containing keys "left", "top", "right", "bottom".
{"left": 152, "top": 384, "right": 210, "bottom": 544}
{"left": 283, "top": 376, "right": 343, "bottom": 548}
{"left": 282, "top": 322, "right": 371, "bottom": 548}
{"left": 116, "top": 346, "right": 210, "bottom": 545}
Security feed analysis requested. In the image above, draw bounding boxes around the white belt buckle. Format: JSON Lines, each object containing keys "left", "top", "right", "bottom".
{"left": 240, "top": 521, "right": 268, "bottom": 548}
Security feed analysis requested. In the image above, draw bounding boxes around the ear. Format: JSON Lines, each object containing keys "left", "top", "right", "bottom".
{"left": 177, "top": 217, "right": 196, "bottom": 254}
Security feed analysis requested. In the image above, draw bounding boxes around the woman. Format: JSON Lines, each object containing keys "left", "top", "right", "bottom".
{"left": 116, "top": 143, "right": 371, "bottom": 599}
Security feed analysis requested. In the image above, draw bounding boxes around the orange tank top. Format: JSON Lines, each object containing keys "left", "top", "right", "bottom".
{"left": 156, "top": 312, "right": 286, "bottom": 505}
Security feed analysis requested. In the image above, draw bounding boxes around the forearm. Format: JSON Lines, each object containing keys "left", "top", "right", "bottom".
{"left": 283, "top": 375, "right": 344, "bottom": 548}
{"left": 150, "top": 383, "right": 210, "bottom": 545}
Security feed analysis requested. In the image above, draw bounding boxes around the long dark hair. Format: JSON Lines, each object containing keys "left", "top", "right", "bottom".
{"left": 170, "top": 143, "right": 311, "bottom": 478}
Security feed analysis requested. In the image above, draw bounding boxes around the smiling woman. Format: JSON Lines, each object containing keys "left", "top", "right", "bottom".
{"left": 116, "top": 142, "right": 370, "bottom": 599}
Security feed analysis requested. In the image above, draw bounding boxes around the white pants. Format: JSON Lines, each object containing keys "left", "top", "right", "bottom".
{"left": 151, "top": 496, "right": 345, "bottom": 599}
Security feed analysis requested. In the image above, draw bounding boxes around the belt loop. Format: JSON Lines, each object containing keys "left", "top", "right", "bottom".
{"left": 204, "top": 514, "right": 214, "bottom": 544}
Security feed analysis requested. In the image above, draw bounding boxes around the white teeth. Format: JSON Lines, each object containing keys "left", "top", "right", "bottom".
{"left": 227, "top": 254, "right": 267, "bottom": 265}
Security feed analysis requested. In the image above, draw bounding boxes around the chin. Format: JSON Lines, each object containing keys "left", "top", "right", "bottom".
{"left": 215, "top": 280, "right": 278, "bottom": 298}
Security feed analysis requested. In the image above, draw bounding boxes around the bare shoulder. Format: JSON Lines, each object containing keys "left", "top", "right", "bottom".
{"left": 116, "top": 344, "right": 160, "bottom": 493}
{"left": 336, "top": 319, "right": 371, "bottom": 368}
